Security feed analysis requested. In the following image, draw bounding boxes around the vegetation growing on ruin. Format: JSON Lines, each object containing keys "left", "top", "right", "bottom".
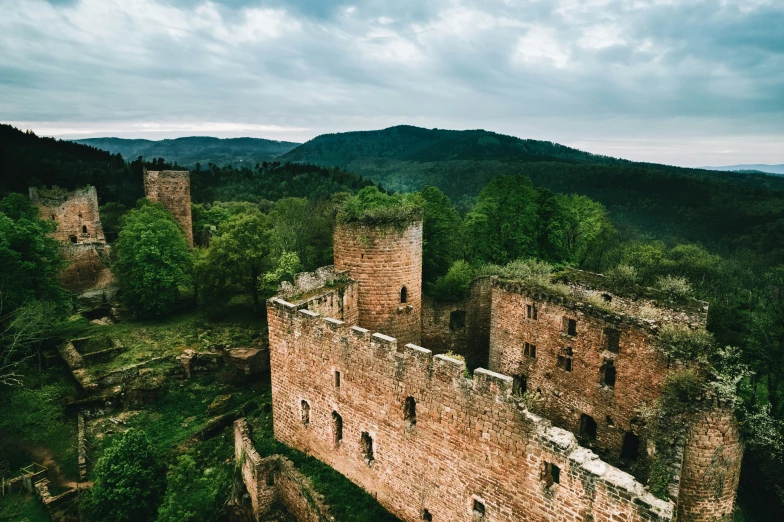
{"left": 336, "top": 186, "right": 422, "bottom": 228}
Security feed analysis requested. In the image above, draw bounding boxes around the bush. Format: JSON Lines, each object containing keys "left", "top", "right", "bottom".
{"left": 336, "top": 186, "right": 421, "bottom": 227}
{"left": 82, "top": 429, "right": 165, "bottom": 522}
{"left": 156, "top": 455, "right": 221, "bottom": 522}
{"left": 476, "top": 258, "right": 567, "bottom": 295}
{"left": 606, "top": 264, "right": 639, "bottom": 290}
{"left": 657, "top": 324, "right": 715, "bottom": 361}
{"left": 655, "top": 275, "right": 693, "bottom": 300}
{"left": 428, "top": 260, "right": 474, "bottom": 301}
{"left": 662, "top": 369, "right": 705, "bottom": 404}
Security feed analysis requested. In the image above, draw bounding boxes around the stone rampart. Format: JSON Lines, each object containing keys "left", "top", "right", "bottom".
{"left": 268, "top": 297, "right": 675, "bottom": 522}
{"left": 234, "top": 419, "right": 331, "bottom": 522}
{"left": 143, "top": 169, "right": 193, "bottom": 247}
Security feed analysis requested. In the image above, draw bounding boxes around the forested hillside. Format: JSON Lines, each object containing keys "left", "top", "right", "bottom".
{"left": 73, "top": 136, "right": 299, "bottom": 169}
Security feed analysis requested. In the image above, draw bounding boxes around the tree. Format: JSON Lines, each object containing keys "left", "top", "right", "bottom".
{"left": 82, "top": 429, "right": 165, "bottom": 522}
{"left": 419, "top": 186, "right": 460, "bottom": 283}
{"left": 558, "top": 194, "right": 611, "bottom": 264}
{"left": 112, "top": 202, "right": 192, "bottom": 317}
{"left": 268, "top": 198, "right": 333, "bottom": 271}
{"left": 201, "top": 210, "right": 272, "bottom": 312}
{"left": 156, "top": 455, "right": 221, "bottom": 522}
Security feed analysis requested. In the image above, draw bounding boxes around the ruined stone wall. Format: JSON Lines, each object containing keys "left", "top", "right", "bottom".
{"left": 143, "top": 169, "right": 193, "bottom": 247}
{"left": 676, "top": 402, "right": 743, "bottom": 521}
{"left": 234, "top": 419, "right": 331, "bottom": 522}
{"left": 268, "top": 298, "right": 675, "bottom": 522}
{"left": 421, "top": 276, "right": 493, "bottom": 369}
{"left": 488, "top": 280, "right": 691, "bottom": 468}
{"left": 334, "top": 221, "right": 422, "bottom": 347}
{"left": 29, "top": 186, "right": 105, "bottom": 244}
{"left": 59, "top": 243, "right": 114, "bottom": 292}
{"left": 278, "top": 266, "right": 359, "bottom": 325}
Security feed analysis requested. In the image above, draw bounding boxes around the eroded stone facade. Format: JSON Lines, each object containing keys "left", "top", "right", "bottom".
{"left": 143, "top": 169, "right": 193, "bottom": 247}
{"left": 29, "top": 186, "right": 113, "bottom": 292}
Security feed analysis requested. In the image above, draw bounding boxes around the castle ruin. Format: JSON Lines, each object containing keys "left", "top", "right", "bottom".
{"left": 142, "top": 169, "right": 193, "bottom": 247}
{"left": 265, "top": 216, "right": 743, "bottom": 522}
{"left": 29, "top": 186, "right": 113, "bottom": 292}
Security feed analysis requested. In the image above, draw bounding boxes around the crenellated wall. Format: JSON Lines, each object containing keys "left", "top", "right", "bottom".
{"left": 143, "top": 169, "right": 193, "bottom": 247}
{"left": 268, "top": 297, "right": 675, "bottom": 522}
{"left": 333, "top": 221, "right": 422, "bottom": 346}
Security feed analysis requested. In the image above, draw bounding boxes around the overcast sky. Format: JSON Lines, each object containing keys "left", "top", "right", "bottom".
{"left": 2, "top": 0, "right": 783, "bottom": 167}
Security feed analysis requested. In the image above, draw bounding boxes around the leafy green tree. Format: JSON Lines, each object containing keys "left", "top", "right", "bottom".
{"left": 268, "top": 198, "right": 333, "bottom": 271}
{"left": 156, "top": 455, "right": 221, "bottom": 522}
{"left": 428, "top": 260, "right": 474, "bottom": 301}
{"left": 261, "top": 251, "right": 301, "bottom": 298}
{"left": 191, "top": 203, "right": 231, "bottom": 247}
{"left": 98, "top": 201, "right": 128, "bottom": 242}
{"left": 558, "top": 194, "right": 611, "bottom": 264}
{"left": 113, "top": 202, "right": 192, "bottom": 317}
{"left": 82, "top": 429, "right": 165, "bottom": 522}
{"left": 419, "top": 186, "right": 460, "bottom": 283}
{"left": 201, "top": 210, "right": 272, "bottom": 312}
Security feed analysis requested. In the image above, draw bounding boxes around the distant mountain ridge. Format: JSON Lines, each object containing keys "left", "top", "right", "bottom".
{"left": 73, "top": 136, "right": 300, "bottom": 168}
{"left": 702, "top": 164, "right": 784, "bottom": 175}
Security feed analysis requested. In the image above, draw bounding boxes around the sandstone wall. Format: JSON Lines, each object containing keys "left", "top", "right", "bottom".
{"left": 268, "top": 298, "right": 675, "bottom": 522}
{"left": 29, "top": 186, "right": 105, "bottom": 244}
{"left": 488, "top": 280, "right": 698, "bottom": 470}
{"left": 59, "top": 243, "right": 114, "bottom": 292}
{"left": 278, "top": 266, "right": 359, "bottom": 326}
{"left": 334, "top": 221, "right": 422, "bottom": 347}
{"left": 421, "top": 276, "right": 493, "bottom": 369}
{"left": 143, "top": 169, "right": 193, "bottom": 247}
{"left": 234, "top": 419, "right": 331, "bottom": 522}
{"left": 676, "top": 402, "right": 743, "bottom": 521}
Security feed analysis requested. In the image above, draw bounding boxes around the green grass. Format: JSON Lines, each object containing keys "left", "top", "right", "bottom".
{"left": 0, "top": 493, "right": 51, "bottom": 522}
{"left": 247, "top": 389, "right": 401, "bottom": 522}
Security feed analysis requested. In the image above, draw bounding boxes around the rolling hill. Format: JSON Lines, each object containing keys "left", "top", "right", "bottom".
{"left": 73, "top": 136, "right": 300, "bottom": 168}
{"left": 703, "top": 164, "right": 784, "bottom": 175}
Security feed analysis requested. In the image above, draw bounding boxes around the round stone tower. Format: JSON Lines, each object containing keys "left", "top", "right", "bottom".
{"left": 677, "top": 399, "right": 743, "bottom": 521}
{"left": 334, "top": 220, "right": 422, "bottom": 347}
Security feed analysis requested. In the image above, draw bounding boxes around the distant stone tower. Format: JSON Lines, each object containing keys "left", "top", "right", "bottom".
{"left": 334, "top": 220, "right": 422, "bottom": 346}
{"left": 143, "top": 169, "right": 193, "bottom": 247}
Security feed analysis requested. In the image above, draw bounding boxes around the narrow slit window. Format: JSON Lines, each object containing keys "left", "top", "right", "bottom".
{"left": 335, "top": 370, "right": 341, "bottom": 388}
{"left": 332, "top": 411, "right": 343, "bottom": 446}
{"left": 524, "top": 342, "right": 537, "bottom": 358}
{"left": 401, "top": 286, "right": 407, "bottom": 303}
{"left": 301, "top": 400, "right": 310, "bottom": 425}
{"left": 601, "top": 360, "right": 617, "bottom": 388}
{"left": 579, "top": 414, "right": 597, "bottom": 441}
{"left": 472, "top": 500, "right": 485, "bottom": 519}
{"left": 404, "top": 396, "right": 416, "bottom": 427}
{"left": 361, "top": 432, "right": 374, "bottom": 464}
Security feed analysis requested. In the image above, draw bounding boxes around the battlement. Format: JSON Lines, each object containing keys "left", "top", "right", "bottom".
{"left": 268, "top": 297, "right": 676, "bottom": 521}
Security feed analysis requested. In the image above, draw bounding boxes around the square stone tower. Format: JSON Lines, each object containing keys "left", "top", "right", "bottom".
{"left": 143, "top": 169, "right": 193, "bottom": 247}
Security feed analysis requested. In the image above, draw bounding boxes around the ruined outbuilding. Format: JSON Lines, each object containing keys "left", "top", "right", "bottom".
{"left": 143, "top": 169, "right": 193, "bottom": 247}
{"left": 29, "top": 186, "right": 113, "bottom": 292}
{"left": 265, "top": 217, "right": 743, "bottom": 522}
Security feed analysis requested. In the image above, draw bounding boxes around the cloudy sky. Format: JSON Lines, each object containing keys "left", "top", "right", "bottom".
{"left": 1, "top": 0, "right": 782, "bottom": 167}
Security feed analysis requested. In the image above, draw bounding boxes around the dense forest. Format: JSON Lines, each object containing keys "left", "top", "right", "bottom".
{"left": 2, "top": 123, "right": 784, "bottom": 521}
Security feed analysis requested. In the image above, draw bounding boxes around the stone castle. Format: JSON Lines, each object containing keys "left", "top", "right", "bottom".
{"left": 266, "top": 218, "right": 743, "bottom": 522}
{"left": 29, "top": 169, "right": 193, "bottom": 292}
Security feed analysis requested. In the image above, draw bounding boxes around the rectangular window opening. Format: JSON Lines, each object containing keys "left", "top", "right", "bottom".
{"left": 512, "top": 374, "right": 527, "bottom": 396}
{"left": 361, "top": 431, "right": 374, "bottom": 464}
{"left": 335, "top": 370, "right": 341, "bottom": 388}
{"left": 449, "top": 309, "right": 467, "bottom": 331}
{"left": 621, "top": 432, "right": 640, "bottom": 461}
{"left": 579, "top": 414, "right": 597, "bottom": 441}
{"left": 524, "top": 342, "right": 537, "bottom": 358}
{"left": 472, "top": 499, "right": 485, "bottom": 519}
{"left": 526, "top": 303, "right": 538, "bottom": 320}
{"left": 605, "top": 328, "right": 621, "bottom": 353}
{"left": 563, "top": 317, "right": 577, "bottom": 336}
{"left": 541, "top": 462, "right": 560, "bottom": 487}
{"left": 332, "top": 411, "right": 343, "bottom": 446}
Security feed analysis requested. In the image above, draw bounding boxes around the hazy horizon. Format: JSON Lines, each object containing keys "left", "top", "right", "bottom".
{"left": 3, "top": 0, "right": 783, "bottom": 168}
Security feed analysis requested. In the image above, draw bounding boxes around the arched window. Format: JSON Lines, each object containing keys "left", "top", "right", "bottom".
{"left": 82, "top": 225, "right": 88, "bottom": 234}
{"left": 400, "top": 286, "right": 407, "bottom": 303}
{"left": 332, "top": 411, "right": 343, "bottom": 446}
{"left": 301, "top": 400, "right": 310, "bottom": 425}
{"left": 404, "top": 396, "right": 416, "bottom": 427}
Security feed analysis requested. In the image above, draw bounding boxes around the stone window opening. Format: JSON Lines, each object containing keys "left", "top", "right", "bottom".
{"left": 361, "top": 431, "right": 374, "bottom": 465}
{"left": 524, "top": 342, "right": 536, "bottom": 358}
{"left": 422, "top": 509, "right": 433, "bottom": 521}
{"left": 557, "top": 347, "right": 573, "bottom": 372}
{"left": 266, "top": 471, "right": 275, "bottom": 486}
{"left": 472, "top": 499, "right": 485, "bottom": 520}
{"left": 335, "top": 370, "right": 341, "bottom": 389}
{"left": 404, "top": 396, "right": 416, "bottom": 428}
{"left": 82, "top": 225, "right": 88, "bottom": 234}
{"left": 600, "top": 360, "right": 616, "bottom": 388}
{"left": 563, "top": 317, "right": 577, "bottom": 336}
{"left": 526, "top": 303, "right": 538, "bottom": 320}
{"left": 606, "top": 416, "right": 615, "bottom": 427}
{"left": 51, "top": 214, "right": 55, "bottom": 220}
{"left": 579, "top": 414, "right": 597, "bottom": 441}
{"left": 301, "top": 400, "right": 310, "bottom": 425}
{"left": 512, "top": 374, "right": 527, "bottom": 396}
{"left": 604, "top": 328, "right": 620, "bottom": 353}
{"left": 621, "top": 432, "right": 640, "bottom": 461}
{"left": 401, "top": 286, "right": 407, "bottom": 303}
{"left": 78, "top": 211, "right": 82, "bottom": 218}
{"left": 332, "top": 411, "right": 343, "bottom": 446}
{"left": 541, "top": 462, "right": 560, "bottom": 487}
{"left": 69, "top": 235, "right": 77, "bottom": 243}
{"left": 449, "top": 309, "right": 466, "bottom": 331}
